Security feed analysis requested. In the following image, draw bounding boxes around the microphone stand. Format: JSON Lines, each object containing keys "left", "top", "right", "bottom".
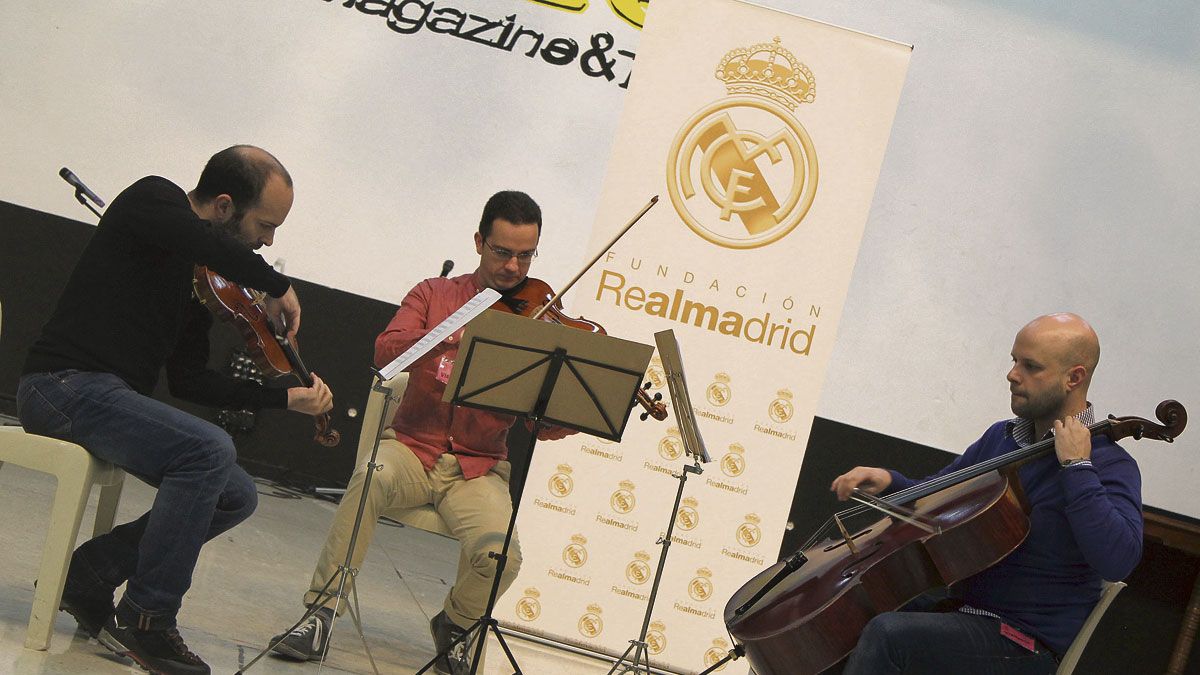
{"left": 73, "top": 188, "right": 103, "bottom": 219}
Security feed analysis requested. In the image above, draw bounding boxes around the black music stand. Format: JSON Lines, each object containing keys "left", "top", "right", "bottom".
{"left": 416, "top": 310, "right": 654, "bottom": 675}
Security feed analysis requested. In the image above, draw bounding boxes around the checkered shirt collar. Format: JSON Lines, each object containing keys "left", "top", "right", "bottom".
{"left": 1007, "top": 404, "right": 1095, "bottom": 447}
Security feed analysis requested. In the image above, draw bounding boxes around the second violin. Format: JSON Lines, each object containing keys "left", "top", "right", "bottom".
{"left": 492, "top": 276, "right": 667, "bottom": 421}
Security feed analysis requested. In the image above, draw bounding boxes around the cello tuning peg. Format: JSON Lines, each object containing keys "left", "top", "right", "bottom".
{"left": 640, "top": 412, "right": 649, "bottom": 421}
{"left": 653, "top": 393, "right": 662, "bottom": 402}
{"left": 643, "top": 381, "right": 652, "bottom": 390}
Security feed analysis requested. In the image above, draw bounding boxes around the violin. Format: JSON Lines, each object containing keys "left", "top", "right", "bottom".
{"left": 492, "top": 276, "right": 668, "bottom": 422}
{"left": 723, "top": 400, "right": 1187, "bottom": 675}
{"left": 192, "top": 266, "right": 341, "bottom": 447}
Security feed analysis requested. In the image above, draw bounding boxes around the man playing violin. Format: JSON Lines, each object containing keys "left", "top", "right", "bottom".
{"left": 17, "top": 145, "right": 332, "bottom": 675}
{"left": 270, "top": 190, "right": 572, "bottom": 674}
{"left": 831, "top": 313, "right": 1141, "bottom": 674}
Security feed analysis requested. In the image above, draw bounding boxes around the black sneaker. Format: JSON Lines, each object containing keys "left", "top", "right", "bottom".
{"left": 97, "top": 616, "right": 210, "bottom": 675}
{"left": 429, "top": 610, "right": 475, "bottom": 675}
{"left": 268, "top": 606, "right": 333, "bottom": 661}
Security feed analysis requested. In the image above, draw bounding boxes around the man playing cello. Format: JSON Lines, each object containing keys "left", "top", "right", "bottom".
{"left": 831, "top": 313, "right": 1141, "bottom": 674}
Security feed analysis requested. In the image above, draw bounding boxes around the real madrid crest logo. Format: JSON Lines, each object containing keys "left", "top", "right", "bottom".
{"left": 667, "top": 37, "right": 819, "bottom": 249}
{"left": 647, "top": 621, "right": 667, "bottom": 655}
{"left": 658, "top": 427, "right": 683, "bottom": 460}
{"left": 737, "top": 514, "right": 763, "bottom": 548}
{"left": 563, "top": 534, "right": 588, "bottom": 568}
{"left": 548, "top": 464, "right": 574, "bottom": 498}
{"left": 706, "top": 373, "right": 732, "bottom": 407}
{"left": 688, "top": 568, "right": 714, "bottom": 602}
{"left": 515, "top": 588, "right": 541, "bottom": 622}
{"left": 677, "top": 496, "right": 700, "bottom": 531}
{"left": 647, "top": 357, "right": 666, "bottom": 389}
{"left": 769, "top": 389, "right": 795, "bottom": 423}
{"left": 578, "top": 604, "right": 604, "bottom": 638}
{"left": 720, "top": 442, "right": 746, "bottom": 477}
{"left": 704, "top": 637, "right": 731, "bottom": 670}
{"left": 611, "top": 480, "right": 637, "bottom": 514}
{"left": 626, "top": 551, "right": 652, "bottom": 585}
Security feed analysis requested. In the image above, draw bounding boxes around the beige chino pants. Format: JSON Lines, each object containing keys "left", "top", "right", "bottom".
{"left": 303, "top": 430, "right": 521, "bottom": 628}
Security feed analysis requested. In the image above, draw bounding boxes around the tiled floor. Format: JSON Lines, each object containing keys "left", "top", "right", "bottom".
{"left": 0, "top": 463, "right": 613, "bottom": 674}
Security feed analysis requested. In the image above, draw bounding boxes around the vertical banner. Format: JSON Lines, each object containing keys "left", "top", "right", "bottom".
{"left": 498, "top": 1, "right": 911, "bottom": 672}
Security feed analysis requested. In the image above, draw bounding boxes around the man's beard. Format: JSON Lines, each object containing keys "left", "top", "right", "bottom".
{"left": 212, "top": 213, "right": 254, "bottom": 250}
{"left": 1011, "top": 388, "right": 1065, "bottom": 421}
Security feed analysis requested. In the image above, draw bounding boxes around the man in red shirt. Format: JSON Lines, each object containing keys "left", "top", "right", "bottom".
{"left": 270, "top": 191, "right": 569, "bottom": 674}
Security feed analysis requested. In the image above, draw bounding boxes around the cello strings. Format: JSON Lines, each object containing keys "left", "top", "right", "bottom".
{"left": 795, "top": 418, "right": 1114, "bottom": 554}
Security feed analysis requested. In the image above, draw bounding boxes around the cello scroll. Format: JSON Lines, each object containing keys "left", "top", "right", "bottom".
{"left": 1104, "top": 399, "right": 1186, "bottom": 443}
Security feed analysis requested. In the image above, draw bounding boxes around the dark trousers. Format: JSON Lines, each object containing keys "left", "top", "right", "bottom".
{"left": 17, "top": 371, "right": 257, "bottom": 628}
{"left": 842, "top": 594, "right": 1058, "bottom": 675}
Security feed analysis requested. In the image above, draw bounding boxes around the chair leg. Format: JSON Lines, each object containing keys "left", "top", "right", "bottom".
{"left": 93, "top": 474, "right": 125, "bottom": 537}
{"left": 25, "top": 468, "right": 93, "bottom": 651}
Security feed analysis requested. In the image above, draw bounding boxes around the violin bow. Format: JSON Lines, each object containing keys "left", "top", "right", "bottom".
{"left": 531, "top": 195, "right": 659, "bottom": 321}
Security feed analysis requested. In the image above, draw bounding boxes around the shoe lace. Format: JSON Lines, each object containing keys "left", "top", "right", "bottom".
{"left": 448, "top": 628, "right": 475, "bottom": 665}
{"left": 164, "top": 627, "right": 201, "bottom": 661}
{"left": 288, "top": 614, "right": 325, "bottom": 638}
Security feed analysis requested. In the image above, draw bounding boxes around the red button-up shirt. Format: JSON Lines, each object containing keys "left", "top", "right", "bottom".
{"left": 375, "top": 272, "right": 519, "bottom": 480}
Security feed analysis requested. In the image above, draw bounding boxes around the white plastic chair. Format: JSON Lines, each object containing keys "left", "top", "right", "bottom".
{"left": 358, "top": 372, "right": 453, "bottom": 536}
{"left": 0, "top": 299, "right": 126, "bottom": 650}
{"left": 1055, "top": 580, "right": 1126, "bottom": 675}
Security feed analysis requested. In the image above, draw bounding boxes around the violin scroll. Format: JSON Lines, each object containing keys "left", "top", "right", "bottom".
{"left": 1105, "top": 399, "right": 1187, "bottom": 444}
{"left": 637, "top": 381, "right": 668, "bottom": 421}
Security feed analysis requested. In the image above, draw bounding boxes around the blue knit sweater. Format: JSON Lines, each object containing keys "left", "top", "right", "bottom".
{"left": 886, "top": 419, "right": 1142, "bottom": 655}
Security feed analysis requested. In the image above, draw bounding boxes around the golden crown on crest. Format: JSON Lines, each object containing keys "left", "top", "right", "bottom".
{"left": 715, "top": 37, "right": 816, "bottom": 110}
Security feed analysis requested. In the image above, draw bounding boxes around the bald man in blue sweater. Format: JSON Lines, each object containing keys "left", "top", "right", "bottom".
{"left": 832, "top": 313, "right": 1141, "bottom": 675}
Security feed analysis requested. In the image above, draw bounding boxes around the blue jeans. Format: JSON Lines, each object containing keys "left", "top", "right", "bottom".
{"left": 842, "top": 606, "right": 1058, "bottom": 675}
{"left": 16, "top": 371, "right": 257, "bottom": 628}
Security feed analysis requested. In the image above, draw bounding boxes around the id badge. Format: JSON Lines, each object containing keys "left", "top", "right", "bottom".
{"left": 436, "top": 354, "right": 455, "bottom": 384}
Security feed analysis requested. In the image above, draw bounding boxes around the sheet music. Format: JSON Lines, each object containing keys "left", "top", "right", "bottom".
{"left": 653, "top": 329, "right": 711, "bottom": 462}
{"left": 378, "top": 287, "right": 502, "bottom": 380}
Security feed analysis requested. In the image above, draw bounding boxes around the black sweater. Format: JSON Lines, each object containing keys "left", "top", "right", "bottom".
{"left": 24, "top": 176, "right": 291, "bottom": 409}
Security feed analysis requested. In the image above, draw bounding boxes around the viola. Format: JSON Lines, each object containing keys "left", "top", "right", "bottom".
{"left": 192, "top": 266, "right": 340, "bottom": 447}
{"left": 723, "top": 400, "right": 1187, "bottom": 675}
{"left": 492, "top": 276, "right": 668, "bottom": 422}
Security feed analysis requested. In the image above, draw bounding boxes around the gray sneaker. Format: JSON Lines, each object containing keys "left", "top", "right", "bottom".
{"left": 429, "top": 611, "right": 476, "bottom": 675}
{"left": 269, "top": 607, "right": 333, "bottom": 661}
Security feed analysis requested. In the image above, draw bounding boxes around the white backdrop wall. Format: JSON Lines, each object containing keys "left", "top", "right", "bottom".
{"left": 2, "top": 1, "right": 1198, "bottom": 519}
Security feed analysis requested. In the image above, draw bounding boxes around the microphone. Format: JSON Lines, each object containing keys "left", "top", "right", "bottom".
{"left": 59, "top": 167, "right": 105, "bottom": 207}
{"left": 440, "top": 259, "right": 454, "bottom": 277}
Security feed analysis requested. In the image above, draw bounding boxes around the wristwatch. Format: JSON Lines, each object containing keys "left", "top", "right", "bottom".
{"left": 1060, "top": 457, "right": 1090, "bottom": 468}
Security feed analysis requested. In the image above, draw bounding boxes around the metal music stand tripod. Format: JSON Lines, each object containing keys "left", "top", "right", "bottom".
{"left": 239, "top": 288, "right": 501, "bottom": 675}
{"left": 237, "top": 374, "right": 400, "bottom": 675}
{"left": 417, "top": 310, "right": 654, "bottom": 675}
{"left": 607, "top": 329, "right": 712, "bottom": 675}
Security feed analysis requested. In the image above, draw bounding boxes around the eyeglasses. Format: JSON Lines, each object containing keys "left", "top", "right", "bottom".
{"left": 483, "top": 240, "right": 538, "bottom": 263}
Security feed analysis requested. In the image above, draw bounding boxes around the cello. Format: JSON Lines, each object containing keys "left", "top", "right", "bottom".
{"left": 723, "top": 400, "right": 1187, "bottom": 675}
{"left": 192, "top": 265, "right": 340, "bottom": 447}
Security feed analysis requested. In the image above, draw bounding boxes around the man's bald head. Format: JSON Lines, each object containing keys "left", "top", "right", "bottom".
{"left": 1018, "top": 313, "right": 1100, "bottom": 384}
{"left": 192, "top": 145, "right": 292, "bottom": 216}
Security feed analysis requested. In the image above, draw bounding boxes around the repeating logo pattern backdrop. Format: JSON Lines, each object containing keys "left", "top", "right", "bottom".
{"left": 497, "top": 1, "right": 912, "bottom": 672}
